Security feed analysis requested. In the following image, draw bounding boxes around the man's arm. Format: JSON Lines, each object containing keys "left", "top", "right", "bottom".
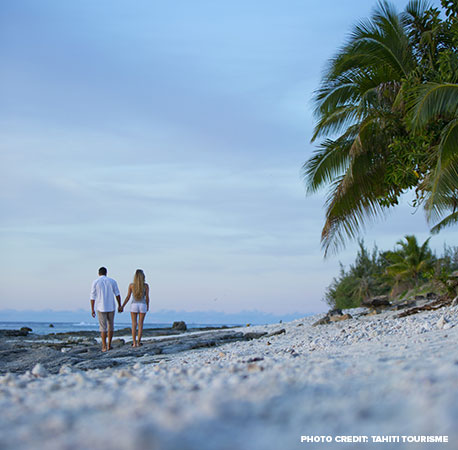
{"left": 90, "top": 281, "right": 97, "bottom": 318}
{"left": 112, "top": 279, "right": 122, "bottom": 312}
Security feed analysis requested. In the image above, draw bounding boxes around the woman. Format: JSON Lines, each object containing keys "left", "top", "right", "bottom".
{"left": 121, "top": 269, "right": 149, "bottom": 347}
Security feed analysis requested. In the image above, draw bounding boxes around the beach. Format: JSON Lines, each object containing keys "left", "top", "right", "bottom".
{"left": 1, "top": 304, "right": 457, "bottom": 450}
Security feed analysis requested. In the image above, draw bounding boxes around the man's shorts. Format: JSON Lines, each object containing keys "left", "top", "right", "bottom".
{"left": 97, "top": 311, "right": 115, "bottom": 332}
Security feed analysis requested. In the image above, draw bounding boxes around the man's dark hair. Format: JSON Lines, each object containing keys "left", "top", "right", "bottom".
{"left": 98, "top": 267, "right": 107, "bottom": 276}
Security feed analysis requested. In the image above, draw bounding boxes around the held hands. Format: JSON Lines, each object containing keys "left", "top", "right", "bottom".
{"left": 118, "top": 306, "right": 124, "bottom": 313}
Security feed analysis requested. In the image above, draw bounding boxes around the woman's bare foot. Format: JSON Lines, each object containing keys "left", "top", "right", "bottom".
{"left": 131, "top": 343, "right": 137, "bottom": 347}
{"left": 102, "top": 346, "right": 108, "bottom": 352}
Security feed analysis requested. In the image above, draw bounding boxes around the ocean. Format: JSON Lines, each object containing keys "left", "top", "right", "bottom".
{"left": 0, "top": 321, "right": 234, "bottom": 335}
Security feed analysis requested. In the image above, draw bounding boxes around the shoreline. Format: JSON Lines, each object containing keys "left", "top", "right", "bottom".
{"left": 1, "top": 304, "right": 457, "bottom": 449}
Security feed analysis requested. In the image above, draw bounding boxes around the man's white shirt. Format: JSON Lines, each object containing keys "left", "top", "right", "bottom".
{"left": 90, "top": 276, "right": 120, "bottom": 312}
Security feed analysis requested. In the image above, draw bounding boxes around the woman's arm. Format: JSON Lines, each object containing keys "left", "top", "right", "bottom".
{"left": 145, "top": 284, "right": 150, "bottom": 311}
{"left": 121, "top": 284, "right": 132, "bottom": 308}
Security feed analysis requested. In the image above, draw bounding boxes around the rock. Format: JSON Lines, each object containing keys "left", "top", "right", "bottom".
{"left": 393, "top": 300, "right": 417, "bottom": 310}
{"left": 20, "top": 327, "right": 32, "bottom": 332}
{"left": 59, "top": 365, "right": 73, "bottom": 375}
{"left": 312, "top": 316, "right": 330, "bottom": 326}
{"left": 452, "top": 297, "right": 458, "bottom": 308}
{"left": 361, "top": 295, "right": 391, "bottom": 309}
{"left": 49, "top": 324, "right": 54, "bottom": 328}
{"left": 32, "top": 363, "right": 48, "bottom": 378}
{"left": 110, "top": 339, "right": 125, "bottom": 348}
{"left": 116, "top": 369, "right": 133, "bottom": 378}
{"left": 266, "top": 328, "right": 286, "bottom": 337}
{"left": 247, "top": 363, "right": 263, "bottom": 372}
{"left": 244, "top": 332, "right": 267, "bottom": 340}
{"left": 313, "top": 309, "right": 352, "bottom": 326}
{"left": 0, "top": 329, "right": 29, "bottom": 337}
{"left": 329, "top": 313, "right": 352, "bottom": 322}
{"left": 437, "top": 316, "right": 449, "bottom": 329}
{"left": 0, "top": 373, "right": 15, "bottom": 385}
{"left": 246, "top": 357, "right": 264, "bottom": 363}
{"left": 172, "top": 321, "right": 187, "bottom": 331}
{"left": 0, "top": 328, "right": 252, "bottom": 375}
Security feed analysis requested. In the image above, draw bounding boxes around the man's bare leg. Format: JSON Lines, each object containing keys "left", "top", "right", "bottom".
{"left": 107, "top": 327, "right": 114, "bottom": 350}
{"left": 131, "top": 313, "right": 138, "bottom": 347}
{"left": 138, "top": 313, "right": 146, "bottom": 346}
{"left": 101, "top": 331, "right": 108, "bottom": 352}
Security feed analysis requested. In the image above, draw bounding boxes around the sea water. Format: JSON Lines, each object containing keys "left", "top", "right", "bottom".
{"left": 0, "top": 321, "right": 233, "bottom": 335}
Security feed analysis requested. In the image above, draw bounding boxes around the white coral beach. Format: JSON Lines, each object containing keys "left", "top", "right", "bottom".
{"left": 1, "top": 306, "right": 458, "bottom": 450}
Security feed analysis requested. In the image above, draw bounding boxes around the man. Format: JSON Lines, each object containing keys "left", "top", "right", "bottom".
{"left": 90, "top": 267, "right": 122, "bottom": 352}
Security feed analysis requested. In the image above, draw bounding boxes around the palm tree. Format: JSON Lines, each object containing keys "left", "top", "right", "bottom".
{"left": 384, "top": 235, "right": 434, "bottom": 293}
{"left": 303, "top": 0, "right": 431, "bottom": 256}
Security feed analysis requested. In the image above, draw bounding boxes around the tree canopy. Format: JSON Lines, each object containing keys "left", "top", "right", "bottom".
{"left": 304, "top": 0, "right": 458, "bottom": 256}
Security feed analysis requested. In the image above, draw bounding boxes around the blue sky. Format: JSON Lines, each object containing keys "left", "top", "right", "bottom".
{"left": 1, "top": 0, "right": 454, "bottom": 315}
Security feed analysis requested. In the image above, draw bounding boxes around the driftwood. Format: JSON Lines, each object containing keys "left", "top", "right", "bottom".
{"left": 396, "top": 296, "right": 452, "bottom": 318}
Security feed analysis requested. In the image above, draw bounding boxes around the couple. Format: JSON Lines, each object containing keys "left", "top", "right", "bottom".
{"left": 90, "top": 267, "right": 149, "bottom": 351}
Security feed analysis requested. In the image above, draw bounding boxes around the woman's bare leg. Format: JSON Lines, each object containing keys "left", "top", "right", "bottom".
{"left": 138, "top": 313, "right": 146, "bottom": 345}
{"left": 131, "top": 312, "right": 138, "bottom": 347}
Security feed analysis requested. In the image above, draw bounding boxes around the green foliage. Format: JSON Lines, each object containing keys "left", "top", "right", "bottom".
{"left": 384, "top": 235, "right": 434, "bottom": 293}
{"left": 324, "top": 235, "right": 458, "bottom": 309}
{"left": 441, "top": 0, "right": 458, "bottom": 18}
{"left": 324, "top": 241, "right": 389, "bottom": 309}
{"left": 430, "top": 244, "right": 458, "bottom": 295}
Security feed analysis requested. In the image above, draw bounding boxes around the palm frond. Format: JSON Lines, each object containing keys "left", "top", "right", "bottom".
{"left": 320, "top": 167, "right": 389, "bottom": 256}
{"left": 312, "top": 105, "right": 359, "bottom": 141}
{"left": 403, "top": 0, "right": 433, "bottom": 24}
{"left": 431, "top": 211, "right": 458, "bottom": 233}
{"left": 327, "top": 2, "right": 415, "bottom": 81}
{"left": 303, "top": 137, "right": 353, "bottom": 194}
{"left": 424, "top": 119, "right": 458, "bottom": 217}
{"left": 411, "top": 83, "right": 458, "bottom": 130}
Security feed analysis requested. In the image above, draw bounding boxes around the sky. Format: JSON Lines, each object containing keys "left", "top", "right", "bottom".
{"left": 1, "top": 0, "right": 455, "bottom": 317}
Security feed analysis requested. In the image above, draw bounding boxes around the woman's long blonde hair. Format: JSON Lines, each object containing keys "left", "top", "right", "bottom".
{"left": 132, "top": 269, "right": 146, "bottom": 300}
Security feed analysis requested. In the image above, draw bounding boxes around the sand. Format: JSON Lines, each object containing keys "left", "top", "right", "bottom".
{"left": 0, "top": 305, "right": 457, "bottom": 450}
